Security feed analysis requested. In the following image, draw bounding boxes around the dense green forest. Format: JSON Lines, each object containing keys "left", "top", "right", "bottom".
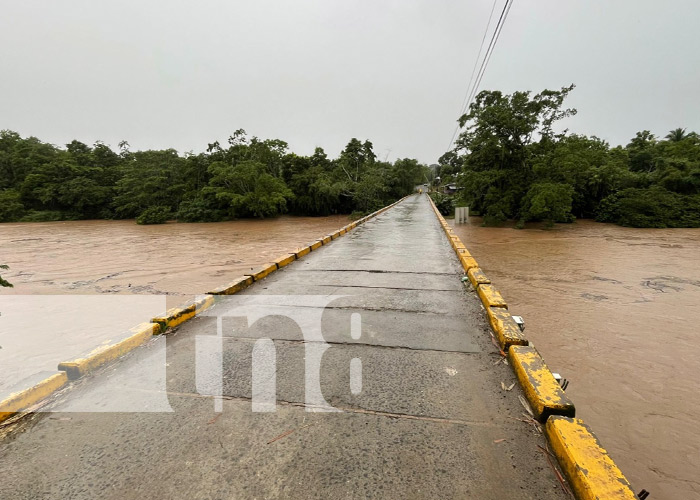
{"left": 0, "top": 129, "right": 428, "bottom": 225}
{"left": 438, "top": 84, "right": 700, "bottom": 228}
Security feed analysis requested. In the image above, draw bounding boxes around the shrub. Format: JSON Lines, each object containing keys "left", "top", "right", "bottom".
{"left": 0, "top": 189, "right": 25, "bottom": 222}
{"left": 429, "top": 192, "right": 454, "bottom": 216}
{"left": 176, "top": 198, "right": 225, "bottom": 223}
{"left": 136, "top": 206, "right": 171, "bottom": 225}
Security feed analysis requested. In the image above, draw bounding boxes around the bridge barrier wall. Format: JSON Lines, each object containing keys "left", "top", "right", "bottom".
{"left": 0, "top": 372, "right": 68, "bottom": 423}
{"left": 426, "top": 194, "right": 636, "bottom": 500}
{"left": 0, "top": 194, "right": 412, "bottom": 423}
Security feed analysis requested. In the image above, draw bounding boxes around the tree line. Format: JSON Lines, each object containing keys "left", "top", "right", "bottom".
{"left": 438, "top": 84, "right": 700, "bottom": 228}
{"left": 0, "top": 129, "right": 428, "bottom": 225}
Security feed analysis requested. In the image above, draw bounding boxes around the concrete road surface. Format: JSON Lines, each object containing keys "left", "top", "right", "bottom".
{"left": 0, "top": 195, "right": 569, "bottom": 499}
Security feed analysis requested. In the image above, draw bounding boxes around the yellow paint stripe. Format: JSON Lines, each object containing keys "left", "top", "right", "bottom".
{"left": 509, "top": 345, "right": 574, "bottom": 421}
{"left": 485, "top": 306, "right": 528, "bottom": 350}
{"left": 58, "top": 322, "right": 159, "bottom": 380}
{"left": 546, "top": 416, "right": 636, "bottom": 500}
{"left": 477, "top": 283, "right": 507, "bottom": 308}
{"left": 0, "top": 372, "right": 69, "bottom": 422}
{"left": 208, "top": 275, "right": 253, "bottom": 295}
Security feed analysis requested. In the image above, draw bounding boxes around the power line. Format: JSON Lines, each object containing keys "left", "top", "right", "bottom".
{"left": 447, "top": 0, "right": 515, "bottom": 152}
{"left": 465, "top": 0, "right": 514, "bottom": 113}
{"left": 446, "top": 0, "right": 499, "bottom": 152}
{"left": 455, "top": 0, "right": 499, "bottom": 126}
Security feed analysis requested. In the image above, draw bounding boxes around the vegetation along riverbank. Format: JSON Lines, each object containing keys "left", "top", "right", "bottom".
{"left": 436, "top": 85, "right": 700, "bottom": 228}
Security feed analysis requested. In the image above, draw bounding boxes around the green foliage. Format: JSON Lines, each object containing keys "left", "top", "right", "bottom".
{"left": 429, "top": 192, "right": 454, "bottom": 216}
{"left": 19, "top": 210, "right": 71, "bottom": 222}
{"left": 205, "top": 160, "right": 293, "bottom": 218}
{"left": 445, "top": 87, "right": 700, "bottom": 228}
{"left": 0, "top": 130, "right": 426, "bottom": 225}
{"left": 0, "top": 189, "right": 25, "bottom": 222}
{"left": 136, "top": 206, "right": 171, "bottom": 225}
{"left": 176, "top": 197, "right": 225, "bottom": 223}
{"left": 0, "top": 264, "right": 12, "bottom": 288}
{"left": 521, "top": 182, "right": 574, "bottom": 224}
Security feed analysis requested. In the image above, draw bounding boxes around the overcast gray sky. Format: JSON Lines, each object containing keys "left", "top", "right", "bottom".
{"left": 1, "top": 0, "right": 698, "bottom": 164}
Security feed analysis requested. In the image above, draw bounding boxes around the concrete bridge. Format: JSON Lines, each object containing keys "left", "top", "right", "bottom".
{"left": 0, "top": 195, "right": 635, "bottom": 499}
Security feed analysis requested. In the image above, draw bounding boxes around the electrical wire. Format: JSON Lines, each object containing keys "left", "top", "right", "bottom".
{"left": 446, "top": 0, "right": 515, "bottom": 151}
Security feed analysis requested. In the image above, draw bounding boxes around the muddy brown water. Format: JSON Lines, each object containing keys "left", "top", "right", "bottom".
{"left": 0, "top": 216, "right": 350, "bottom": 298}
{"left": 0, "top": 216, "right": 349, "bottom": 393}
{"left": 451, "top": 217, "right": 700, "bottom": 500}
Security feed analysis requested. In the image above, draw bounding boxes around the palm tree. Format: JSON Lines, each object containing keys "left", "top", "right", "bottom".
{"left": 665, "top": 128, "right": 687, "bottom": 142}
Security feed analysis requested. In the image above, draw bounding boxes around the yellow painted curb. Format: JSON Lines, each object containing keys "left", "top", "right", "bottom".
{"left": 310, "top": 240, "right": 323, "bottom": 251}
{"left": 208, "top": 275, "right": 254, "bottom": 295}
{"left": 321, "top": 235, "right": 332, "bottom": 245}
{"left": 293, "top": 246, "right": 311, "bottom": 258}
{"left": 485, "top": 306, "right": 528, "bottom": 350}
{"left": 152, "top": 295, "right": 215, "bottom": 331}
{"left": 455, "top": 247, "right": 471, "bottom": 258}
{"left": 274, "top": 253, "right": 296, "bottom": 269}
{"left": 58, "top": 322, "right": 159, "bottom": 380}
{"left": 546, "top": 416, "right": 636, "bottom": 500}
{"left": 477, "top": 283, "right": 507, "bottom": 308}
{"left": 339, "top": 227, "right": 347, "bottom": 235}
{"left": 509, "top": 345, "right": 574, "bottom": 421}
{"left": 459, "top": 254, "right": 480, "bottom": 272}
{"left": 329, "top": 232, "right": 338, "bottom": 240}
{"left": 247, "top": 263, "right": 277, "bottom": 281}
{"left": 467, "top": 267, "right": 490, "bottom": 287}
{"left": 0, "top": 371, "right": 69, "bottom": 423}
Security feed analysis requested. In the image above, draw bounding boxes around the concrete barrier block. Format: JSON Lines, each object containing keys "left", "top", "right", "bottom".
{"left": 274, "top": 254, "right": 296, "bottom": 269}
{"left": 509, "top": 345, "right": 574, "bottom": 422}
{"left": 58, "top": 322, "right": 159, "bottom": 380}
{"left": 467, "top": 267, "right": 490, "bottom": 287}
{"left": 477, "top": 283, "right": 507, "bottom": 308}
{"left": 546, "top": 416, "right": 636, "bottom": 500}
{"left": 0, "top": 371, "right": 69, "bottom": 422}
{"left": 459, "top": 255, "right": 480, "bottom": 272}
{"left": 456, "top": 247, "right": 472, "bottom": 258}
{"left": 293, "top": 246, "right": 311, "bottom": 258}
{"left": 152, "top": 295, "right": 215, "bottom": 331}
{"left": 486, "top": 306, "right": 527, "bottom": 350}
{"left": 246, "top": 263, "right": 277, "bottom": 281}
{"left": 208, "top": 275, "right": 254, "bottom": 295}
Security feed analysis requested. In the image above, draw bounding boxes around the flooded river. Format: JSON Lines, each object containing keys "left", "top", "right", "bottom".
{"left": 451, "top": 218, "right": 700, "bottom": 500}
{"left": 0, "top": 215, "right": 349, "bottom": 393}
{"left": 1, "top": 214, "right": 698, "bottom": 499}
{"left": 0, "top": 216, "right": 349, "bottom": 298}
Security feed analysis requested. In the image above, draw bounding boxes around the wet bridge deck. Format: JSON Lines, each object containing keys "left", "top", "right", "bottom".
{"left": 0, "top": 195, "right": 567, "bottom": 499}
